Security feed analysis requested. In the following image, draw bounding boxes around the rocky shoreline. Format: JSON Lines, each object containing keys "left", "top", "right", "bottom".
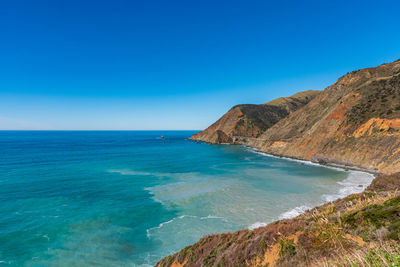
{"left": 190, "top": 138, "right": 379, "bottom": 174}
{"left": 252, "top": 149, "right": 379, "bottom": 175}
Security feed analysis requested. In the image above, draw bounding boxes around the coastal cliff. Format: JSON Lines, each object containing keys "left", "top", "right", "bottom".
{"left": 248, "top": 59, "right": 400, "bottom": 174}
{"left": 193, "top": 59, "right": 400, "bottom": 174}
{"left": 158, "top": 59, "right": 400, "bottom": 266}
{"left": 190, "top": 90, "right": 320, "bottom": 144}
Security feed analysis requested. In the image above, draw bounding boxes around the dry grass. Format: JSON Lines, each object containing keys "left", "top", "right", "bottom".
{"left": 310, "top": 213, "right": 349, "bottom": 252}
{"left": 318, "top": 242, "right": 400, "bottom": 267}
{"left": 344, "top": 191, "right": 397, "bottom": 214}
{"left": 265, "top": 90, "right": 320, "bottom": 107}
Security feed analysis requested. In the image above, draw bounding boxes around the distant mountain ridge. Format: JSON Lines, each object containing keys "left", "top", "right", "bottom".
{"left": 190, "top": 90, "right": 320, "bottom": 144}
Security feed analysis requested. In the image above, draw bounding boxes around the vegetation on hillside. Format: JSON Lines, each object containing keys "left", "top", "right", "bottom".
{"left": 346, "top": 73, "right": 400, "bottom": 131}
{"left": 156, "top": 173, "right": 400, "bottom": 267}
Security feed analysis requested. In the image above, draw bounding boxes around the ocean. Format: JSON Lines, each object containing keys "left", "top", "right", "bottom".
{"left": 0, "top": 131, "right": 374, "bottom": 266}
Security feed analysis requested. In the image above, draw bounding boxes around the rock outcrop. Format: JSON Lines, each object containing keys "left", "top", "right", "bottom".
{"left": 190, "top": 90, "right": 320, "bottom": 144}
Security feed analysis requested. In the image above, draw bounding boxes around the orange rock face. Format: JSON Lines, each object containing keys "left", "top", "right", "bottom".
{"left": 353, "top": 118, "right": 400, "bottom": 138}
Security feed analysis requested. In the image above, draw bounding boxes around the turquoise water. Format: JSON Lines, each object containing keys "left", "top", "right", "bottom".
{"left": 0, "top": 131, "right": 373, "bottom": 266}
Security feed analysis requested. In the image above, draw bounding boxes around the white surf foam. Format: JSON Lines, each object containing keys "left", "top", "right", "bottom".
{"left": 146, "top": 214, "right": 227, "bottom": 238}
{"left": 248, "top": 222, "right": 267, "bottom": 230}
{"left": 275, "top": 171, "right": 374, "bottom": 222}
{"left": 278, "top": 205, "right": 311, "bottom": 220}
{"left": 246, "top": 148, "right": 375, "bottom": 227}
{"left": 322, "top": 170, "right": 375, "bottom": 202}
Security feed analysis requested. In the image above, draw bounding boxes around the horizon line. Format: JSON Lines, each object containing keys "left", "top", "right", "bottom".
{"left": 0, "top": 129, "right": 200, "bottom": 131}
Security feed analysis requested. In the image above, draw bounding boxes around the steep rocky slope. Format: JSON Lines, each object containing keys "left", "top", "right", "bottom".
{"left": 248, "top": 59, "right": 400, "bottom": 174}
{"left": 190, "top": 90, "right": 320, "bottom": 144}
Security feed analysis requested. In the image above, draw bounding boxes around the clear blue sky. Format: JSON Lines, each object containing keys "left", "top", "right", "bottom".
{"left": 1, "top": 0, "right": 399, "bottom": 130}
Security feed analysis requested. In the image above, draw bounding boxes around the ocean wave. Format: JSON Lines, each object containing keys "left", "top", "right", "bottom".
{"left": 108, "top": 169, "right": 152, "bottom": 176}
{"left": 200, "top": 215, "right": 227, "bottom": 221}
{"left": 146, "top": 214, "right": 228, "bottom": 238}
{"left": 245, "top": 149, "right": 375, "bottom": 228}
{"left": 322, "top": 171, "right": 375, "bottom": 202}
{"left": 278, "top": 205, "right": 311, "bottom": 220}
{"left": 275, "top": 171, "right": 374, "bottom": 221}
{"left": 248, "top": 222, "right": 267, "bottom": 230}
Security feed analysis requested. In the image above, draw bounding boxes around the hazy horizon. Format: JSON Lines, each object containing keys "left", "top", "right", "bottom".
{"left": 1, "top": 0, "right": 400, "bottom": 130}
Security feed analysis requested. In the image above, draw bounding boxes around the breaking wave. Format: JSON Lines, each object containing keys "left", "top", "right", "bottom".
{"left": 322, "top": 170, "right": 375, "bottom": 202}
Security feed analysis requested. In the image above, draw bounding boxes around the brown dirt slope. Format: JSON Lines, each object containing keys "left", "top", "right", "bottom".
{"left": 248, "top": 59, "right": 400, "bottom": 174}
{"left": 190, "top": 90, "right": 320, "bottom": 144}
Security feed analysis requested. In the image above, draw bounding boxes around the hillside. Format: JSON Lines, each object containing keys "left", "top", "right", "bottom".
{"left": 157, "top": 172, "right": 400, "bottom": 267}
{"left": 190, "top": 90, "right": 320, "bottom": 144}
{"left": 158, "top": 59, "right": 400, "bottom": 266}
{"left": 265, "top": 90, "right": 322, "bottom": 113}
{"left": 248, "top": 59, "right": 400, "bottom": 174}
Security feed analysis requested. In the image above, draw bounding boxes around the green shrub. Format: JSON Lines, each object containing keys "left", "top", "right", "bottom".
{"left": 278, "top": 237, "right": 296, "bottom": 257}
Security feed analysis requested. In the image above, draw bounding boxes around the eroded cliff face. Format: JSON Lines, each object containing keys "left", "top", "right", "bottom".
{"left": 248, "top": 59, "right": 400, "bottom": 174}
{"left": 190, "top": 90, "right": 320, "bottom": 144}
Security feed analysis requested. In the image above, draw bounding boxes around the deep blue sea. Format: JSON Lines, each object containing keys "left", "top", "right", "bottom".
{"left": 0, "top": 131, "right": 374, "bottom": 266}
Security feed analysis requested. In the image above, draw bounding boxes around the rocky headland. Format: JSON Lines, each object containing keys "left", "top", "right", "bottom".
{"left": 190, "top": 90, "right": 320, "bottom": 144}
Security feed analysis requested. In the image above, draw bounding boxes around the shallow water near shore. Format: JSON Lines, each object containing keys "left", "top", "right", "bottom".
{"left": 0, "top": 131, "right": 374, "bottom": 266}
